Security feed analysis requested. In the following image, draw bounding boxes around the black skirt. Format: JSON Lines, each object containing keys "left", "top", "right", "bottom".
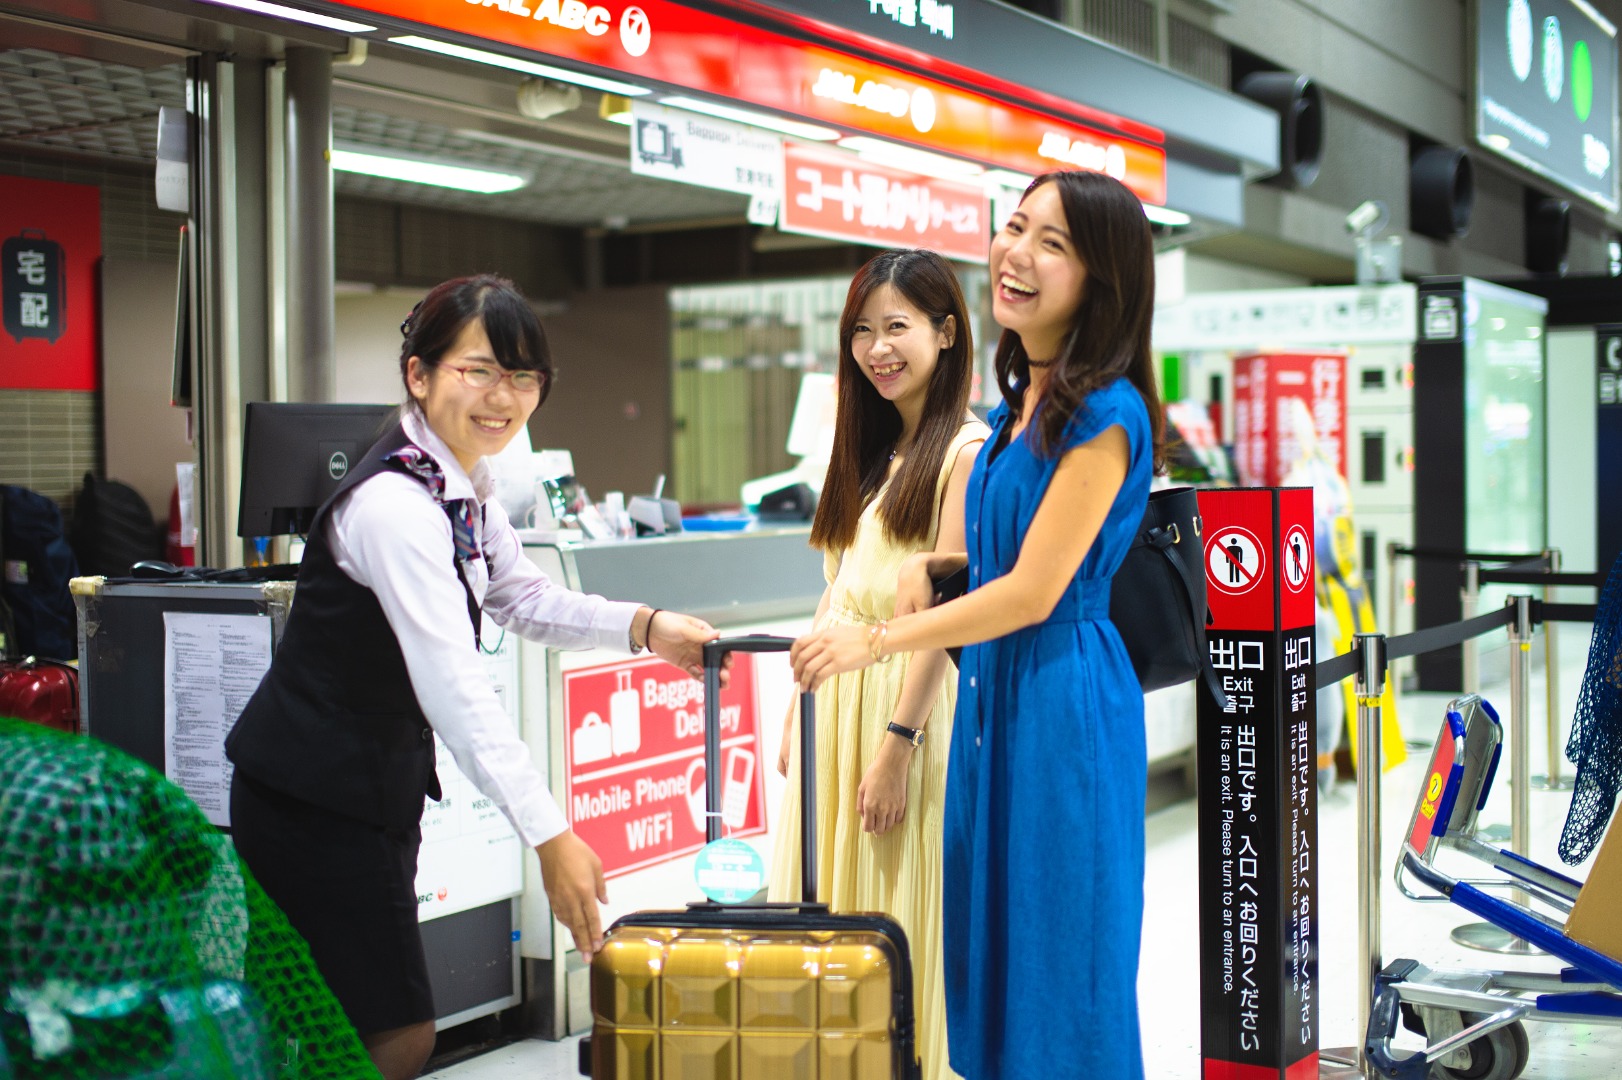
{"left": 229, "top": 771, "right": 434, "bottom": 1036}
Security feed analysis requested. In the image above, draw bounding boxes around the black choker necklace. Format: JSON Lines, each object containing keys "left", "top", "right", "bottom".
{"left": 1026, "top": 357, "right": 1056, "bottom": 368}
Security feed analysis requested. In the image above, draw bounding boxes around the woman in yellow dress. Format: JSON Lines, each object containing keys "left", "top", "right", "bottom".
{"left": 769, "top": 248, "right": 986, "bottom": 1080}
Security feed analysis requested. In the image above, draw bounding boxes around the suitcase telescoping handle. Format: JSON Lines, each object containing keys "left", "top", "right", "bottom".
{"left": 701, "top": 636, "right": 818, "bottom": 903}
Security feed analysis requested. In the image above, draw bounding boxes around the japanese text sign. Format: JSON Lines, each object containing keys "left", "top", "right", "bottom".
{"left": 628, "top": 98, "right": 783, "bottom": 199}
{"left": 780, "top": 140, "right": 988, "bottom": 261}
{"left": 1232, "top": 351, "right": 1348, "bottom": 490}
{"left": 1, "top": 176, "right": 100, "bottom": 391}
{"left": 1197, "top": 488, "right": 1319, "bottom": 1080}
{"left": 564, "top": 653, "right": 765, "bottom": 879}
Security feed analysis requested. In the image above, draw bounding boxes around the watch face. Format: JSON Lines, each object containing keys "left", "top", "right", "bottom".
{"left": 1507, "top": 0, "right": 1533, "bottom": 82}
{"left": 1542, "top": 15, "right": 1565, "bottom": 103}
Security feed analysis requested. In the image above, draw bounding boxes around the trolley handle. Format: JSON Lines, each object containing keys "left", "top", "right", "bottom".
{"left": 698, "top": 634, "right": 818, "bottom": 903}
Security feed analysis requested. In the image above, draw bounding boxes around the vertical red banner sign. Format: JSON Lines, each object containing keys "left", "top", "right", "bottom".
{"left": 563, "top": 653, "right": 765, "bottom": 879}
{"left": 1196, "top": 487, "right": 1319, "bottom": 1080}
{"left": 0, "top": 176, "right": 101, "bottom": 391}
{"left": 1231, "top": 352, "right": 1348, "bottom": 487}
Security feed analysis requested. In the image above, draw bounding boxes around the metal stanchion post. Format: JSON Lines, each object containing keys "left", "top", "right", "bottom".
{"left": 1533, "top": 549, "right": 1571, "bottom": 791}
{"left": 1460, "top": 561, "right": 1480, "bottom": 694}
{"left": 1355, "top": 633, "right": 1387, "bottom": 1078}
{"left": 1384, "top": 543, "right": 1398, "bottom": 636}
{"left": 1385, "top": 543, "right": 1401, "bottom": 688}
{"left": 1452, "top": 596, "right": 1540, "bottom": 954}
{"left": 1509, "top": 594, "right": 1533, "bottom": 892}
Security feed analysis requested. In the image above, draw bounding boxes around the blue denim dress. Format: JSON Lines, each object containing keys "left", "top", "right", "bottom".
{"left": 945, "top": 377, "right": 1152, "bottom": 1078}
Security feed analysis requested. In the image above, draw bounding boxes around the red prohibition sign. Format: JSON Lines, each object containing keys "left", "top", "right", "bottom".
{"left": 1206, "top": 526, "right": 1265, "bottom": 595}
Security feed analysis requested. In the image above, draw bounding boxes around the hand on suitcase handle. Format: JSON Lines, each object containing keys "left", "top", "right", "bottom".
{"left": 647, "top": 611, "right": 732, "bottom": 685}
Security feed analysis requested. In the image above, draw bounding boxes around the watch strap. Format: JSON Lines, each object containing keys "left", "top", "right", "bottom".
{"left": 886, "top": 721, "right": 924, "bottom": 747}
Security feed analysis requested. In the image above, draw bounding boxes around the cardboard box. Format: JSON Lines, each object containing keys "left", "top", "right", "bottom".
{"left": 1566, "top": 813, "right": 1622, "bottom": 963}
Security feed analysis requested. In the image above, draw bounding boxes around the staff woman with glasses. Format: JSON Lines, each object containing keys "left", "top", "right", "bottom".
{"left": 226, "top": 274, "right": 729, "bottom": 1080}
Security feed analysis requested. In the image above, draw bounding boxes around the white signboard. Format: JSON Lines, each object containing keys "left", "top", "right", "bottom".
{"left": 628, "top": 100, "right": 783, "bottom": 205}
{"left": 1152, "top": 284, "right": 1418, "bottom": 351}
{"left": 415, "top": 615, "right": 525, "bottom": 923}
{"left": 163, "top": 611, "right": 274, "bottom": 827}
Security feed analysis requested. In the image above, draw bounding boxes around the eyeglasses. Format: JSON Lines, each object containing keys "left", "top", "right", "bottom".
{"left": 443, "top": 364, "right": 546, "bottom": 394}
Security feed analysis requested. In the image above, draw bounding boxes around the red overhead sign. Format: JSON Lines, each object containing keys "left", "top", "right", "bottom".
{"left": 563, "top": 652, "right": 766, "bottom": 880}
{"left": 1, "top": 176, "right": 100, "bottom": 391}
{"left": 321, "top": 0, "right": 1168, "bottom": 203}
{"left": 781, "top": 140, "right": 989, "bottom": 261}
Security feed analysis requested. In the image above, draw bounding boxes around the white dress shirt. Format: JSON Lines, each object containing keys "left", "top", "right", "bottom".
{"left": 329, "top": 409, "right": 640, "bottom": 848}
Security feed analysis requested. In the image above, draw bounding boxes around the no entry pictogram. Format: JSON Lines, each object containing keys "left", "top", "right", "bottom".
{"left": 1207, "top": 525, "right": 1264, "bottom": 595}
{"left": 1283, "top": 524, "right": 1313, "bottom": 593}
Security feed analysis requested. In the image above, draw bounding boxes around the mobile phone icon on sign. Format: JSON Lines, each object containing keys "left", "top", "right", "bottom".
{"left": 721, "top": 748, "right": 755, "bottom": 829}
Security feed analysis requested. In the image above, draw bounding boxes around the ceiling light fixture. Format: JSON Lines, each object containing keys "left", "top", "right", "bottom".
{"left": 835, "top": 136, "right": 985, "bottom": 179}
{"left": 1142, "top": 203, "right": 1192, "bottom": 227}
{"left": 981, "top": 169, "right": 1035, "bottom": 191}
{"left": 659, "top": 96, "right": 840, "bottom": 141}
{"left": 332, "top": 146, "right": 528, "bottom": 193}
{"left": 599, "top": 95, "right": 634, "bottom": 125}
{"left": 195, "top": 0, "right": 375, "bottom": 33}
{"left": 390, "top": 36, "right": 651, "bottom": 97}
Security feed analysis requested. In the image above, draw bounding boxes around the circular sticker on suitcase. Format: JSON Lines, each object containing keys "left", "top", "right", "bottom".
{"left": 694, "top": 838, "right": 766, "bottom": 905}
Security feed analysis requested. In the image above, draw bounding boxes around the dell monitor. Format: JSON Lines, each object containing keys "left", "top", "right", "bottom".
{"left": 237, "top": 402, "right": 398, "bottom": 538}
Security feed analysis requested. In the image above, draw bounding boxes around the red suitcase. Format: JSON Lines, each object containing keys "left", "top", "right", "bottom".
{"left": 0, "top": 656, "right": 79, "bottom": 734}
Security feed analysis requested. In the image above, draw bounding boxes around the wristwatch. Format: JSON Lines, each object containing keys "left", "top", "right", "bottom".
{"left": 886, "top": 721, "right": 925, "bottom": 748}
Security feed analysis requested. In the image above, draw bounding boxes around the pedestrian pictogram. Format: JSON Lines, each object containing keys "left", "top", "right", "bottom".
{"left": 1283, "top": 525, "right": 1313, "bottom": 593}
{"left": 1207, "top": 526, "right": 1264, "bottom": 595}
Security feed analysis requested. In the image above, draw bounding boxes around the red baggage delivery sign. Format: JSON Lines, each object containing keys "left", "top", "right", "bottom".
{"left": 563, "top": 654, "right": 765, "bottom": 879}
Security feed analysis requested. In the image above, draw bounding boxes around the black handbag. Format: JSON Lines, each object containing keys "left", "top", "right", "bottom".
{"left": 1109, "top": 486, "right": 1226, "bottom": 703}
{"left": 931, "top": 485, "right": 1226, "bottom": 705}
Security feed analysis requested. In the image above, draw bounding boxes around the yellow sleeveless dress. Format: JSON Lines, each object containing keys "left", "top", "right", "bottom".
{"left": 769, "top": 421, "right": 987, "bottom": 1080}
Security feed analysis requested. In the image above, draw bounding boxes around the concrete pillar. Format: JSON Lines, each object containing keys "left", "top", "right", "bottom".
{"left": 284, "top": 46, "right": 335, "bottom": 403}
{"left": 190, "top": 53, "right": 271, "bottom": 568}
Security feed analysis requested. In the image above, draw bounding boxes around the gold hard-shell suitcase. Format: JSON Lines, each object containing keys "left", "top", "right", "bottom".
{"left": 581, "top": 636, "right": 920, "bottom": 1080}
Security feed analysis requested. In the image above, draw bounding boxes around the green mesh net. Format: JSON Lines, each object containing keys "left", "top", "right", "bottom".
{"left": 0, "top": 718, "right": 378, "bottom": 1079}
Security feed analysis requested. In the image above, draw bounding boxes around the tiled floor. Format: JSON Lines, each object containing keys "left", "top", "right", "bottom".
{"left": 427, "top": 630, "right": 1622, "bottom": 1079}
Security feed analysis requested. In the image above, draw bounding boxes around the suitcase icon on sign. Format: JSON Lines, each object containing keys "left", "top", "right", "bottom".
{"left": 3, "top": 229, "right": 67, "bottom": 344}
{"left": 573, "top": 712, "right": 613, "bottom": 766}
{"left": 635, "top": 119, "right": 682, "bottom": 168}
{"left": 610, "top": 669, "right": 640, "bottom": 756}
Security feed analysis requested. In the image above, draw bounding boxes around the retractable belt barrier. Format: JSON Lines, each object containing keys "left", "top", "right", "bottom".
{"left": 1474, "top": 570, "right": 1606, "bottom": 588}
{"left": 1309, "top": 594, "right": 1598, "bottom": 1076}
{"left": 1388, "top": 545, "right": 1554, "bottom": 567}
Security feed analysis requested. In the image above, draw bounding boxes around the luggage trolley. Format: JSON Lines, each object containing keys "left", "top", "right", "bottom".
{"left": 1364, "top": 695, "right": 1622, "bottom": 1079}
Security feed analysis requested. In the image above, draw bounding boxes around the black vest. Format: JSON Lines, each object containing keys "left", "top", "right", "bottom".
{"left": 226, "top": 422, "right": 477, "bottom": 829}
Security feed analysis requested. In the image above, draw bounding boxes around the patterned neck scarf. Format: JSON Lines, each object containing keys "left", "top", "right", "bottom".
{"left": 384, "top": 445, "right": 480, "bottom": 563}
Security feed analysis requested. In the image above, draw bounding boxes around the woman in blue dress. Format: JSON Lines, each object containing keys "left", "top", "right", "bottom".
{"left": 791, "top": 169, "right": 1164, "bottom": 1077}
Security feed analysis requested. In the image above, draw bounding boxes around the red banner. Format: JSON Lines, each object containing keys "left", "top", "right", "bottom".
{"left": 563, "top": 653, "right": 765, "bottom": 879}
{"left": 0, "top": 176, "right": 100, "bottom": 391}
{"left": 322, "top": 0, "right": 1168, "bottom": 202}
{"left": 781, "top": 140, "right": 988, "bottom": 261}
{"left": 1231, "top": 351, "right": 1348, "bottom": 489}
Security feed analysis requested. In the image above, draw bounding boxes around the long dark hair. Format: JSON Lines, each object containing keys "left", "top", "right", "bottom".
{"left": 811, "top": 249, "right": 974, "bottom": 552}
{"left": 399, "top": 274, "right": 554, "bottom": 405}
{"left": 994, "top": 171, "right": 1164, "bottom": 470}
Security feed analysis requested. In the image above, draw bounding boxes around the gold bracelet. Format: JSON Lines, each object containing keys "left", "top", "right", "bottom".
{"left": 868, "top": 620, "right": 892, "bottom": 663}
